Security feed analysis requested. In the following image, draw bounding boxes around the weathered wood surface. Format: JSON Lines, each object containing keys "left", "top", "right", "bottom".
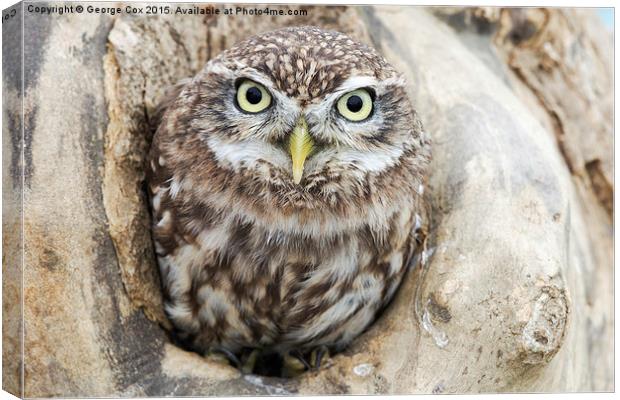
{"left": 2, "top": 4, "right": 612, "bottom": 397}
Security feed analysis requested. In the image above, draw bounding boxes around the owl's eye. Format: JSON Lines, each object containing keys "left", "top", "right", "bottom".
{"left": 336, "top": 89, "right": 374, "bottom": 122}
{"left": 236, "top": 80, "right": 272, "bottom": 113}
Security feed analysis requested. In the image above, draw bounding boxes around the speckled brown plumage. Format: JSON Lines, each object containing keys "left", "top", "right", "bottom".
{"left": 147, "top": 26, "right": 430, "bottom": 358}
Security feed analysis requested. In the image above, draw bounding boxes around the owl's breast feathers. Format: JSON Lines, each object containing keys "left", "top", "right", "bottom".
{"left": 147, "top": 143, "right": 422, "bottom": 353}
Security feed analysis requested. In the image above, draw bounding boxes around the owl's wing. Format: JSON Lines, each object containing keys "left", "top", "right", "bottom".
{"left": 146, "top": 77, "right": 191, "bottom": 227}
{"left": 146, "top": 79, "right": 192, "bottom": 258}
{"left": 148, "top": 78, "right": 192, "bottom": 138}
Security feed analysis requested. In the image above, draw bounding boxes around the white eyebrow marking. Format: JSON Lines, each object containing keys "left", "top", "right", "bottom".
{"left": 308, "top": 74, "right": 406, "bottom": 113}
{"left": 334, "top": 76, "right": 379, "bottom": 93}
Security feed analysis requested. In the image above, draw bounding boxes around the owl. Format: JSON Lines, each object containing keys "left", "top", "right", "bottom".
{"left": 147, "top": 26, "right": 430, "bottom": 373}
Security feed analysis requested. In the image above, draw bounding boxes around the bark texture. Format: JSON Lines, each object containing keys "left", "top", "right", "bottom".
{"left": 2, "top": 4, "right": 613, "bottom": 397}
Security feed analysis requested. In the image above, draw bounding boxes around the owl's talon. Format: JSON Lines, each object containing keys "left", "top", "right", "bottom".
{"left": 291, "top": 349, "right": 312, "bottom": 370}
{"left": 310, "top": 345, "right": 330, "bottom": 370}
{"left": 282, "top": 350, "right": 311, "bottom": 378}
{"left": 240, "top": 349, "right": 260, "bottom": 374}
{"left": 207, "top": 346, "right": 241, "bottom": 368}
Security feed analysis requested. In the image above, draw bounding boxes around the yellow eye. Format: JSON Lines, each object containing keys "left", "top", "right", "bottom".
{"left": 236, "top": 80, "right": 272, "bottom": 113}
{"left": 336, "top": 89, "right": 374, "bottom": 122}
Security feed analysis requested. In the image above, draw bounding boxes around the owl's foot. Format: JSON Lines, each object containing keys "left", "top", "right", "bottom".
{"left": 282, "top": 349, "right": 311, "bottom": 378}
{"left": 206, "top": 347, "right": 263, "bottom": 374}
{"left": 205, "top": 346, "right": 241, "bottom": 369}
{"left": 240, "top": 349, "right": 260, "bottom": 374}
{"left": 309, "top": 345, "right": 330, "bottom": 370}
{"left": 281, "top": 346, "right": 331, "bottom": 377}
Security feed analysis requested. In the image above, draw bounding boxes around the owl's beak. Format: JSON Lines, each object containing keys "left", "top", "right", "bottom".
{"left": 288, "top": 117, "right": 315, "bottom": 184}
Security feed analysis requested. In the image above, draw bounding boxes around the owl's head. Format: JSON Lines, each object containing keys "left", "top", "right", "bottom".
{"left": 153, "top": 26, "right": 428, "bottom": 227}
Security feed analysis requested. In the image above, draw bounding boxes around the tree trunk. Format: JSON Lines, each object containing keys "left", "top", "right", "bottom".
{"left": 2, "top": 4, "right": 613, "bottom": 396}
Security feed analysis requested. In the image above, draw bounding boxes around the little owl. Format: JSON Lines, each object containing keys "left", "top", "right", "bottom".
{"left": 147, "top": 26, "right": 430, "bottom": 373}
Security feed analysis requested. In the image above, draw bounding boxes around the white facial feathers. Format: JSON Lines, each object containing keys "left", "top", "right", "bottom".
{"left": 207, "top": 136, "right": 291, "bottom": 171}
